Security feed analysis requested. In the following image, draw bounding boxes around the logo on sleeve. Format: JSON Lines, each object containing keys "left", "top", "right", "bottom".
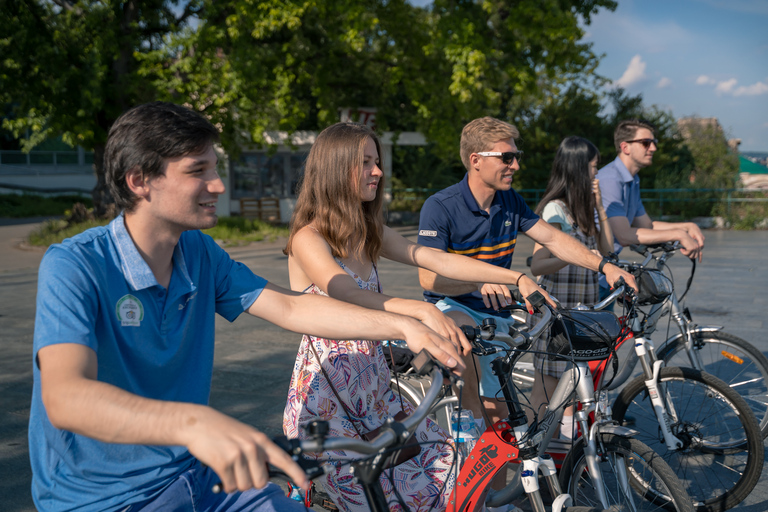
{"left": 419, "top": 230, "right": 437, "bottom": 237}
{"left": 116, "top": 294, "right": 144, "bottom": 327}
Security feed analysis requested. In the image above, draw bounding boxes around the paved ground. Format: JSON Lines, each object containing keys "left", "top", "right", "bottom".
{"left": 1, "top": 218, "right": 767, "bottom": 510}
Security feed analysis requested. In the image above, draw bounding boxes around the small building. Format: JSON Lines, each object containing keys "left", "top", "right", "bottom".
{"left": 739, "top": 156, "right": 768, "bottom": 190}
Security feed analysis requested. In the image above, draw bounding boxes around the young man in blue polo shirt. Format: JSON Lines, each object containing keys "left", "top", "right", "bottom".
{"left": 417, "top": 117, "right": 635, "bottom": 474}
{"left": 598, "top": 119, "right": 705, "bottom": 264}
{"left": 30, "top": 102, "right": 464, "bottom": 512}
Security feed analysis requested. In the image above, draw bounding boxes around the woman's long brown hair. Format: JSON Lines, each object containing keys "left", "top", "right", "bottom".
{"left": 284, "top": 122, "right": 385, "bottom": 263}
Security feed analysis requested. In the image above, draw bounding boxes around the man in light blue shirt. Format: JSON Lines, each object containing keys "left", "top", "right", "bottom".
{"left": 598, "top": 119, "right": 705, "bottom": 261}
{"left": 30, "top": 102, "right": 464, "bottom": 512}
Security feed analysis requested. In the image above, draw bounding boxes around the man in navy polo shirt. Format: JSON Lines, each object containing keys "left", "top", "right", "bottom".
{"left": 418, "top": 117, "right": 635, "bottom": 450}
{"left": 29, "top": 102, "right": 463, "bottom": 512}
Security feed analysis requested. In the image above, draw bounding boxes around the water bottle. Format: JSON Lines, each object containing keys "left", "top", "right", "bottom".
{"left": 288, "top": 484, "right": 303, "bottom": 503}
{"left": 451, "top": 409, "right": 480, "bottom": 466}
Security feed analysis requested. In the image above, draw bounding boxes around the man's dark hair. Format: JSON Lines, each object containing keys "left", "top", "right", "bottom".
{"left": 105, "top": 102, "right": 220, "bottom": 212}
{"left": 614, "top": 119, "right": 656, "bottom": 152}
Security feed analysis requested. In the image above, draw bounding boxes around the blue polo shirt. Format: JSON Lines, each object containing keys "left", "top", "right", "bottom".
{"left": 597, "top": 156, "right": 647, "bottom": 253}
{"left": 29, "top": 214, "right": 267, "bottom": 512}
{"left": 417, "top": 174, "right": 539, "bottom": 317}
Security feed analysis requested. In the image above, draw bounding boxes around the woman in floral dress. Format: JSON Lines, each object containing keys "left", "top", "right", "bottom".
{"left": 282, "top": 122, "right": 548, "bottom": 511}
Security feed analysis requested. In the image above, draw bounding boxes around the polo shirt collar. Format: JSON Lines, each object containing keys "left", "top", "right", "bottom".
{"left": 110, "top": 214, "right": 194, "bottom": 293}
{"left": 611, "top": 156, "right": 635, "bottom": 184}
{"left": 459, "top": 173, "right": 503, "bottom": 216}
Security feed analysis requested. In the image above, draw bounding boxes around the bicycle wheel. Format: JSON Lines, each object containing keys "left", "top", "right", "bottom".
{"left": 612, "top": 366, "right": 763, "bottom": 512}
{"left": 559, "top": 433, "right": 694, "bottom": 512}
{"left": 656, "top": 331, "right": 768, "bottom": 438}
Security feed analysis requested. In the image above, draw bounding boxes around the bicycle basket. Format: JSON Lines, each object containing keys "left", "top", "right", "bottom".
{"left": 634, "top": 269, "right": 673, "bottom": 305}
{"left": 547, "top": 310, "right": 621, "bottom": 361}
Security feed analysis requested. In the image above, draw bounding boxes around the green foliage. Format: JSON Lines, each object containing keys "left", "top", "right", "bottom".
{"left": 202, "top": 217, "right": 289, "bottom": 246}
{"left": 26, "top": 215, "right": 288, "bottom": 247}
{"left": 27, "top": 217, "right": 110, "bottom": 246}
{"left": 0, "top": 194, "right": 92, "bottom": 218}
{"left": 1, "top": 0, "right": 204, "bottom": 214}
{"left": 712, "top": 191, "right": 768, "bottom": 230}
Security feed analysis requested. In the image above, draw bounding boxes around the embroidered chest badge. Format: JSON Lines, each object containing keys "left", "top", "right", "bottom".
{"left": 116, "top": 294, "right": 144, "bottom": 327}
{"left": 504, "top": 220, "right": 511, "bottom": 227}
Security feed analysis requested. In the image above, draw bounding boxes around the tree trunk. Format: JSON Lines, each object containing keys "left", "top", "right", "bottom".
{"left": 90, "top": 144, "right": 116, "bottom": 218}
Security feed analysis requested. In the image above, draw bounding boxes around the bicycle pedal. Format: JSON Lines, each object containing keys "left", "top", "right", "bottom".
{"left": 311, "top": 489, "right": 339, "bottom": 511}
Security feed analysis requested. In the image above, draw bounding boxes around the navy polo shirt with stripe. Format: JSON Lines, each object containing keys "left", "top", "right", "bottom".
{"left": 417, "top": 174, "right": 539, "bottom": 317}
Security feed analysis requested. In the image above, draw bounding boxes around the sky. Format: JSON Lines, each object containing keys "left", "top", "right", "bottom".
{"left": 582, "top": 0, "right": 768, "bottom": 152}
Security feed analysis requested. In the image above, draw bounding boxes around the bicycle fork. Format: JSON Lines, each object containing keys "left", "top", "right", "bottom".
{"left": 635, "top": 335, "right": 685, "bottom": 450}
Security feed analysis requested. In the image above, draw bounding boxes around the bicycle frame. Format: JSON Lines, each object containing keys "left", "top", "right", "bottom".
{"left": 452, "top": 330, "right": 637, "bottom": 512}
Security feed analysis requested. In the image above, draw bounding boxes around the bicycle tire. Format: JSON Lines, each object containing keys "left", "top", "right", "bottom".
{"left": 656, "top": 331, "right": 768, "bottom": 438}
{"left": 612, "top": 366, "right": 763, "bottom": 512}
{"left": 559, "top": 433, "right": 694, "bottom": 512}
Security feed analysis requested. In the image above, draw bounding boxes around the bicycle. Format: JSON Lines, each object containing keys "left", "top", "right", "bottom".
{"left": 585, "top": 273, "right": 765, "bottom": 512}
{"left": 390, "top": 293, "right": 695, "bottom": 512}
{"left": 611, "top": 242, "right": 768, "bottom": 439}
{"left": 266, "top": 346, "right": 612, "bottom": 512}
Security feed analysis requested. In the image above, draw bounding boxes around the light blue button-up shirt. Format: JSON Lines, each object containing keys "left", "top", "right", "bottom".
{"left": 29, "top": 214, "right": 266, "bottom": 512}
{"left": 598, "top": 156, "right": 647, "bottom": 254}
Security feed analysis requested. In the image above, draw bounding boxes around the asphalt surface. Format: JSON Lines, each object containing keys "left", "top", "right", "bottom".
{"left": 1, "top": 218, "right": 767, "bottom": 511}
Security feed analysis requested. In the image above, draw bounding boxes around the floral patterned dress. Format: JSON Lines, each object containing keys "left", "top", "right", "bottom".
{"left": 283, "top": 261, "right": 455, "bottom": 512}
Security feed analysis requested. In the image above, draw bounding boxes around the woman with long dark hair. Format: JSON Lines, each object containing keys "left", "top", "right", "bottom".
{"left": 528, "top": 136, "right": 614, "bottom": 439}
{"left": 282, "top": 122, "right": 553, "bottom": 511}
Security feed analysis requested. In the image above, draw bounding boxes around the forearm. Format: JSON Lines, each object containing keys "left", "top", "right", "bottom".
{"left": 413, "top": 246, "right": 525, "bottom": 287}
{"left": 545, "top": 234, "right": 603, "bottom": 272}
{"left": 622, "top": 226, "right": 689, "bottom": 247}
{"left": 252, "top": 284, "right": 416, "bottom": 342}
{"left": 418, "top": 268, "right": 481, "bottom": 296}
{"left": 530, "top": 255, "right": 569, "bottom": 276}
{"left": 43, "top": 374, "right": 207, "bottom": 446}
{"left": 331, "top": 286, "right": 437, "bottom": 325}
{"left": 650, "top": 220, "right": 696, "bottom": 234}
{"left": 596, "top": 208, "right": 614, "bottom": 255}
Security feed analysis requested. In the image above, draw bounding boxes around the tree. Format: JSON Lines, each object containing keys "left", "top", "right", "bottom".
{"left": 0, "top": 0, "right": 203, "bottom": 216}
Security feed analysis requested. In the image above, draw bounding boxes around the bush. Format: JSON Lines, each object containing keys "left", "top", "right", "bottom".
{"left": 0, "top": 194, "right": 92, "bottom": 218}
{"left": 202, "top": 217, "right": 289, "bottom": 246}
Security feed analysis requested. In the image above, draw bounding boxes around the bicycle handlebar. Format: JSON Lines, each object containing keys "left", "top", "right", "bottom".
{"left": 462, "top": 303, "right": 554, "bottom": 356}
{"left": 592, "top": 277, "right": 636, "bottom": 311}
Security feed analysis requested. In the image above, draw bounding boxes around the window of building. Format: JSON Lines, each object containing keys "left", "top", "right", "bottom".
{"left": 230, "top": 151, "right": 308, "bottom": 199}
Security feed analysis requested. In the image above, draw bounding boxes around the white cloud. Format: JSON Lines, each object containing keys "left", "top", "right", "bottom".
{"left": 697, "top": 76, "right": 768, "bottom": 97}
{"left": 715, "top": 78, "right": 738, "bottom": 94}
{"left": 616, "top": 55, "right": 647, "bottom": 88}
{"left": 657, "top": 77, "right": 672, "bottom": 89}
{"left": 734, "top": 81, "right": 768, "bottom": 96}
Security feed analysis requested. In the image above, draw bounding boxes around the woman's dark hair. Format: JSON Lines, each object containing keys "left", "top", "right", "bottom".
{"left": 105, "top": 102, "right": 220, "bottom": 212}
{"left": 535, "top": 136, "right": 600, "bottom": 237}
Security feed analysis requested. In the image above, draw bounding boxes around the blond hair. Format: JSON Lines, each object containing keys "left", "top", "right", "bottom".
{"left": 460, "top": 117, "right": 520, "bottom": 171}
{"left": 285, "top": 122, "right": 385, "bottom": 263}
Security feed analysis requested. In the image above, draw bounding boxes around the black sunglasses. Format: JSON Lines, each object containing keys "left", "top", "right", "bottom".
{"left": 625, "top": 138, "right": 658, "bottom": 149}
{"left": 477, "top": 151, "right": 524, "bottom": 165}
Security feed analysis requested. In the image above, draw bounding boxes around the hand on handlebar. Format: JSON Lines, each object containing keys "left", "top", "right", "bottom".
{"left": 401, "top": 320, "right": 466, "bottom": 375}
{"left": 603, "top": 263, "right": 638, "bottom": 293}
{"left": 417, "top": 303, "right": 472, "bottom": 355}
{"left": 477, "top": 282, "right": 515, "bottom": 312}
{"left": 679, "top": 228, "right": 704, "bottom": 262}
{"left": 184, "top": 407, "right": 310, "bottom": 494}
{"left": 516, "top": 275, "right": 558, "bottom": 313}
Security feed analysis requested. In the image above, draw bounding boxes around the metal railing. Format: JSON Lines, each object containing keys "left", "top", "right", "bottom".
{"left": 0, "top": 149, "right": 94, "bottom": 168}
{"left": 391, "top": 187, "right": 768, "bottom": 217}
